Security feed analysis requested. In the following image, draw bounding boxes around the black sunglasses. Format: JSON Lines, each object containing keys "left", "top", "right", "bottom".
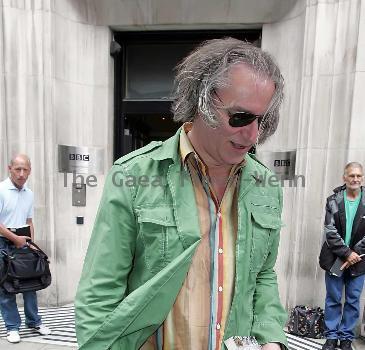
{"left": 213, "top": 91, "right": 263, "bottom": 128}
{"left": 227, "top": 111, "right": 263, "bottom": 128}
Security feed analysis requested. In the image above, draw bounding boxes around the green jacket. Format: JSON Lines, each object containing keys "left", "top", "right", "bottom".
{"left": 75, "top": 129, "right": 288, "bottom": 350}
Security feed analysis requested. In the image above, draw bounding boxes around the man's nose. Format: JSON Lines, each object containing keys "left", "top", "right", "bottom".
{"left": 238, "top": 121, "right": 259, "bottom": 143}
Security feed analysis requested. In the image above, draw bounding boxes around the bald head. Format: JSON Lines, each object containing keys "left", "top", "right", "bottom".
{"left": 9, "top": 154, "right": 31, "bottom": 168}
{"left": 8, "top": 154, "right": 31, "bottom": 189}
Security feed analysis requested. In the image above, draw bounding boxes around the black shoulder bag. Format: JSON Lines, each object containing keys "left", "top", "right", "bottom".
{"left": 0, "top": 241, "right": 51, "bottom": 294}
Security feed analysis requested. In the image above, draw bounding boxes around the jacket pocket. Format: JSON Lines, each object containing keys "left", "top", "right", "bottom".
{"left": 136, "top": 206, "right": 182, "bottom": 274}
{"left": 250, "top": 210, "right": 281, "bottom": 272}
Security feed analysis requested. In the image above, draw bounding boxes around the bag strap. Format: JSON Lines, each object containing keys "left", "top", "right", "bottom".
{"left": 293, "top": 307, "right": 307, "bottom": 335}
{"left": 0, "top": 250, "right": 10, "bottom": 286}
{"left": 308, "top": 308, "right": 324, "bottom": 337}
{"left": 296, "top": 307, "right": 311, "bottom": 336}
{"left": 27, "top": 240, "right": 49, "bottom": 259}
{"left": 307, "top": 311, "right": 318, "bottom": 332}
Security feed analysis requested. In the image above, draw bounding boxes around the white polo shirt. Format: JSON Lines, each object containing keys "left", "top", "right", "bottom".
{"left": 0, "top": 177, "right": 33, "bottom": 231}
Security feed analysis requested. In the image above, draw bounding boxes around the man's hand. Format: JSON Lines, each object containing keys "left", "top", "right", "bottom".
{"left": 262, "top": 343, "right": 281, "bottom": 350}
{"left": 346, "top": 251, "right": 362, "bottom": 264}
{"left": 13, "top": 235, "right": 29, "bottom": 248}
{"left": 341, "top": 251, "right": 363, "bottom": 270}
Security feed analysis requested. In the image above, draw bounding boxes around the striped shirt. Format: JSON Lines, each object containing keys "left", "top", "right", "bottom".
{"left": 142, "top": 123, "right": 244, "bottom": 350}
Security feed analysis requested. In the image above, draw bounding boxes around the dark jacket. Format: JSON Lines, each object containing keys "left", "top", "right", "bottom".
{"left": 319, "top": 185, "right": 365, "bottom": 276}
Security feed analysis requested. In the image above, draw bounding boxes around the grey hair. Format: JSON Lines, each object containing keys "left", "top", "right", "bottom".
{"left": 344, "top": 162, "right": 363, "bottom": 175}
{"left": 171, "top": 37, "right": 284, "bottom": 144}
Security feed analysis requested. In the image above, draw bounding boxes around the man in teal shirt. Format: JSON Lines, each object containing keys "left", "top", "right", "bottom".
{"left": 319, "top": 162, "right": 365, "bottom": 350}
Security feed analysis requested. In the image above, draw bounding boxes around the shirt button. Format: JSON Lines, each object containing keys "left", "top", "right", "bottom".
{"left": 216, "top": 323, "right": 221, "bottom": 330}
{"left": 218, "top": 286, "right": 223, "bottom": 292}
{"left": 218, "top": 248, "right": 223, "bottom": 254}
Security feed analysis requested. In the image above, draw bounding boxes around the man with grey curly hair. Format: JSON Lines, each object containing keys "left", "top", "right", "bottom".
{"left": 172, "top": 37, "right": 284, "bottom": 144}
{"left": 76, "top": 37, "right": 287, "bottom": 350}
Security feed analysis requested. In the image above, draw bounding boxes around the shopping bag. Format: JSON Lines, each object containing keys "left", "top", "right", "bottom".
{"left": 287, "top": 305, "right": 325, "bottom": 338}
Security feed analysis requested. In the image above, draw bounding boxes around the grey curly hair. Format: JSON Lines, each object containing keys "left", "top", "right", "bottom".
{"left": 171, "top": 37, "right": 284, "bottom": 144}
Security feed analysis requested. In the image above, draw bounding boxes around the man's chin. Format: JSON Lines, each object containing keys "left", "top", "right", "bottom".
{"left": 348, "top": 185, "right": 361, "bottom": 191}
{"left": 14, "top": 181, "right": 25, "bottom": 188}
{"left": 226, "top": 156, "right": 247, "bottom": 166}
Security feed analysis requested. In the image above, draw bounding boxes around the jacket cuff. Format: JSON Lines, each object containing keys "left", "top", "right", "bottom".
{"left": 262, "top": 342, "right": 288, "bottom": 350}
{"left": 343, "top": 248, "right": 352, "bottom": 258}
{"left": 251, "top": 321, "right": 288, "bottom": 349}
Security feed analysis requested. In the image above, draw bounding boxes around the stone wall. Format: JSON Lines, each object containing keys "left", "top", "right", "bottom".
{"left": 0, "top": 0, "right": 113, "bottom": 305}
{"left": 261, "top": 0, "right": 365, "bottom": 316}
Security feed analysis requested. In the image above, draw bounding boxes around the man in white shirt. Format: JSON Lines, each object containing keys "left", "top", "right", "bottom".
{"left": 0, "top": 154, "right": 51, "bottom": 343}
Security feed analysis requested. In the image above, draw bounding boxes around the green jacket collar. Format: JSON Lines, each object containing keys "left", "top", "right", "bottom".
{"left": 149, "top": 126, "right": 266, "bottom": 182}
{"left": 149, "top": 127, "right": 182, "bottom": 163}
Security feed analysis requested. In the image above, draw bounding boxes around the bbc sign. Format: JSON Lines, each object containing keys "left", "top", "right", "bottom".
{"left": 256, "top": 150, "right": 296, "bottom": 180}
{"left": 58, "top": 145, "right": 104, "bottom": 174}
{"left": 69, "top": 154, "right": 90, "bottom": 161}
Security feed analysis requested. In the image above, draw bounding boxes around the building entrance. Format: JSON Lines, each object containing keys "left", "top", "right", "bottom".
{"left": 123, "top": 113, "right": 179, "bottom": 154}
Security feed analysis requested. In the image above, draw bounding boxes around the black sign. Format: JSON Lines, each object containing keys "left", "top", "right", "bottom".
{"left": 69, "top": 154, "right": 90, "bottom": 161}
{"left": 274, "top": 159, "right": 290, "bottom": 167}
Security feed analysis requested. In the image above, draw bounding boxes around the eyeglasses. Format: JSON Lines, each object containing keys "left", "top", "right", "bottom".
{"left": 214, "top": 91, "right": 264, "bottom": 128}
{"left": 227, "top": 111, "right": 263, "bottom": 128}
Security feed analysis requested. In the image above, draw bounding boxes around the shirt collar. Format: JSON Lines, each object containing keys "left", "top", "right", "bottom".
{"left": 179, "top": 123, "right": 208, "bottom": 176}
{"left": 179, "top": 122, "right": 194, "bottom": 163}
{"left": 5, "top": 177, "right": 26, "bottom": 191}
{"left": 179, "top": 122, "right": 245, "bottom": 177}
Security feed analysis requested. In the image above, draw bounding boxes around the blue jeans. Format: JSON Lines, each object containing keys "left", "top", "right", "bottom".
{"left": 324, "top": 271, "right": 365, "bottom": 340}
{"left": 0, "top": 238, "right": 42, "bottom": 331}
